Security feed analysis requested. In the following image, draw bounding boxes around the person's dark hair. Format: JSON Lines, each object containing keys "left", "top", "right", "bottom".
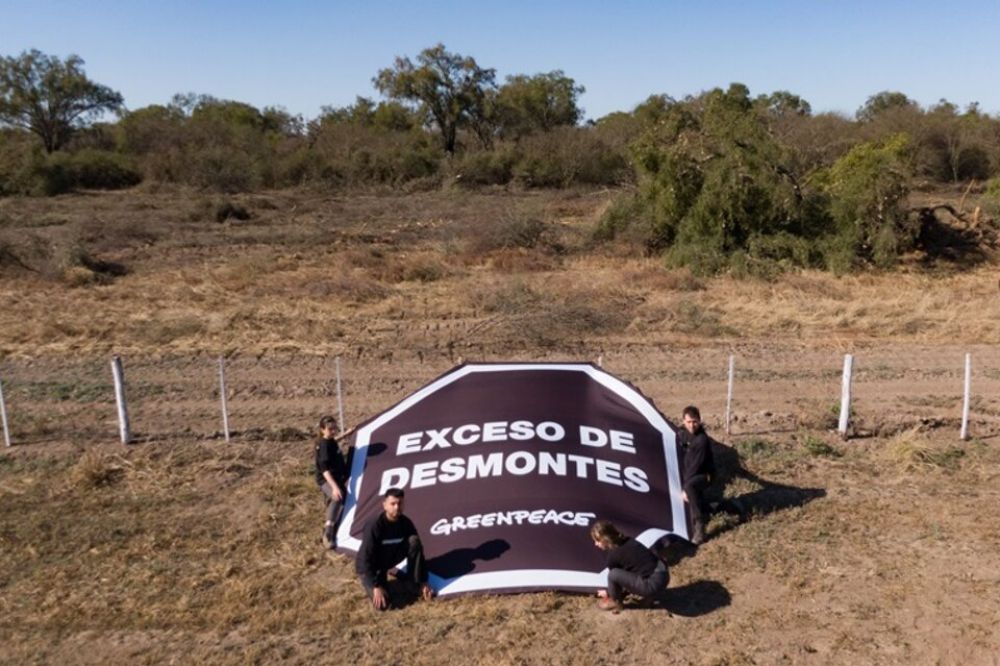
{"left": 319, "top": 415, "right": 338, "bottom": 431}
{"left": 384, "top": 487, "right": 405, "bottom": 499}
{"left": 682, "top": 405, "right": 701, "bottom": 420}
{"left": 589, "top": 519, "right": 627, "bottom": 547}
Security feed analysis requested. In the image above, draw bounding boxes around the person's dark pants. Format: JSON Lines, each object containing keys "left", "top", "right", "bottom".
{"left": 684, "top": 475, "right": 745, "bottom": 538}
{"left": 320, "top": 481, "right": 345, "bottom": 526}
{"left": 683, "top": 474, "right": 712, "bottom": 531}
{"left": 607, "top": 560, "right": 669, "bottom": 602}
{"left": 360, "top": 535, "right": 428, "bottom": 607}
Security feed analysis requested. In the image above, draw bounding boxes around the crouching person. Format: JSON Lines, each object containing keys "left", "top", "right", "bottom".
{"left": 356, "top": 488, "right": 434, "bottom": 610}
{"left": 591, "top": 520, "right": 668, "bottom": 611}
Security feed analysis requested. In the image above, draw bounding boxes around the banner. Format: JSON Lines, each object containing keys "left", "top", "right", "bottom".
{"left": 336, "top": 363, "right": 688, "bottom": 596}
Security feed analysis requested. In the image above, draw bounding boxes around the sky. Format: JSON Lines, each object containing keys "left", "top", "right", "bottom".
{"left": 3, "top": 0, "right": 1000, "bottom": 122}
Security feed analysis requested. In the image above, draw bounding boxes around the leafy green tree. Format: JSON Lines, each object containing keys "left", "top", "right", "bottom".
{"left": 620, "top": 83, "right": 817, "bottom": 273}
{"left": 632, "top": 94, "right": 676, "bottom": 126}
{"left": 755, "top": 90, "right": 812, "bottom": 118}
{"left": 856, "top": 91, "right": 917, "bottom": 122}
{"left": 374, "top": 44, "right": 496, "bottom": 154}
{"left": 819, "top": 133, "right": 915, "bottom": 270}
{"left": 923, "top": 99, "right": 992, "bottom": 182}
{"left": 0, "top": 50, "right": 123, "bottom": 153}
{"left": 495, "top": 70, "right": 584, "bottom": 139}
{"left": 119, "top": 104, "right": 185, "bottom": 155}
{"left": 316, "top": 96, "right": 416, "bottom": 132}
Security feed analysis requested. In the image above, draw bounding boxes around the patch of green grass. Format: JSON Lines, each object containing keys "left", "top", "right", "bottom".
{"left": 735, "top": 437, "right": 781, "bottom": 458}
{"left": 801, "top": 435, "right": 841, "bottom": 458}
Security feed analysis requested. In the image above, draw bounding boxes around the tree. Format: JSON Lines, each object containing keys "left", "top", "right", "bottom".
{"left": 856, "top": 91, "right": 917, "bottom": 122}
{"left": 755, "top": 90, "right": 812, "bottom": 119}
{"left": 621, "top": 83, "right": 817, "bottom": 273}
{"left": 495, "top": 71, "right": 584, "bottom": 139}
{"left": 820, "top": 133, "right": 915, "bottom": 270}
{"left": 374, "top": 44, "right": 496, "bottom": 154}
{"left": 316, "top": 96, "right": 416, "bottom": 132}
{"left": 0, "top": 49, "right": 123, "bottom": 153}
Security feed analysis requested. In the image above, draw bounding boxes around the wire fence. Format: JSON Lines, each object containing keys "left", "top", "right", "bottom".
{"left": 1, "top": 345, "right": 999, "bottom": 448}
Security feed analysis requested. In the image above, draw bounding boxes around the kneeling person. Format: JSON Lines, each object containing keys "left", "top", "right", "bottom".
{"left": 356, "top": 488, "right": 433, "bottom": 610}
{"left": 592, "top": 520, "right": 668, "bottom": 611}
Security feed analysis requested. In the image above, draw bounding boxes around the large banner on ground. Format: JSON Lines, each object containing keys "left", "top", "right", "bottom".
{"left": 336, "top": 363, "right": 688, "bottom": 596}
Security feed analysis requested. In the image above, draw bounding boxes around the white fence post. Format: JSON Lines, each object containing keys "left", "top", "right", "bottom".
{"left": 725, "top": 354, "right": 735, "bottom": 436}
{"left": 218, "top": 356, "right": 231, "bottom": 443}
{"left": 960, "top": 353, "right": 972, "bottom": 441}
{"left": 838, "top": 354, "right": 854, "bottom": 440}
{"left": 0, "top": 373, "right": 11, "bottom": 448}
{"left": 597, "top": 355, "right": 603, "bottom": 368}
{"left": 111, "top": 355, "right": 132, "bottom": 445}
{"left": 335, "top": 356, "right": 345, "bottom": 432}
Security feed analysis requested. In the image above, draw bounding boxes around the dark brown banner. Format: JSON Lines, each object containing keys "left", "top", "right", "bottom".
{"left": 336, "top": 363, "right": 687, "bottom": 595}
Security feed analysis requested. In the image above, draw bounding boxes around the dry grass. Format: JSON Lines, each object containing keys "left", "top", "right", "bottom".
{"left": 2, "top": 432, "right": 997, "bottom": 664}
{"left": 1, "top": 186, "right": 1000, "bottom": 662}
{"left": 884, "top": 426, "right": 967, "bottom": 471}
{"left": 1, "top": 189, "right": 999, "bottom": 356}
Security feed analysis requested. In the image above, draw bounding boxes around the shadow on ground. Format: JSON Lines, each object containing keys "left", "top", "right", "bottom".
{"left": 659, "top": 439, "right": 827, "bottom": 565}
{"left": 659, "top": 580, "right": 732, "bottom": 617}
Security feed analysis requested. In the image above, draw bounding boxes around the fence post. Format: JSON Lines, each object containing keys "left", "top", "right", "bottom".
{"left": 0, "top": 373, "right": 11, "bottom": 448}
{"left": 218, "top": 356, "right": 231, "bottom": 443}
{"left": 111, "top": 355, "right": 132, "bottom": 445}
{"left": 960, "top": 353, "right": 972, "bottom": 441}
{"left": 335, "top": 356, "right": 345, "bottom": 432}
{"left": 725, "top": 354, "right": 735, "bottom": 436}
{"left": 597, "top": 355, "right": 603, "bottom": 368}
{"left": 838, "top": 354, "right": 854, "bottom": 440}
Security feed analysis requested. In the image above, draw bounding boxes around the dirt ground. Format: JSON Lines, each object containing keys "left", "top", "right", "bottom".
{"left": 1, "top": 188, "right": 999, "bottom": 665}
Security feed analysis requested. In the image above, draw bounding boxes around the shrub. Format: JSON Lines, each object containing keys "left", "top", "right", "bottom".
{"left": 0, "top": 131, "right": 45, "bottom": 195}
{"left": 818, "top": 133, "right": 916, "bottom": 271}
{"left": 466, "top": 208, "right": 550, "bottom": 255}
{"left": 63, "top": 149, "right": 142, "bottom": 189}
{"left": 215, "top": 200, "right": 251, "bottom": 222}
{"left": 453, "top": 148, "right": 515, "bottom": 186}
{"left": 310, "top": 123, "right": 440, "bottom": 187}
{"left": 616, "top": 84, "right": 825, "bottom": 275}
{"left": 513, "top": 127, "right": 628, "bottom": 188}
{"left": 981, "top": 178, "right": 1000, "bottom": 218}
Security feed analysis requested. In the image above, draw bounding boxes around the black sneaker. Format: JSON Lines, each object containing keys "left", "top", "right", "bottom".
{"left": 322, "top": 525, "right": 337, "bottom": 550}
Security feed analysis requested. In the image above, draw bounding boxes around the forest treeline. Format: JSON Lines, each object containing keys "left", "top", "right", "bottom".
{"left": 3, "top": 45, "right": 1000, "bottom": 273}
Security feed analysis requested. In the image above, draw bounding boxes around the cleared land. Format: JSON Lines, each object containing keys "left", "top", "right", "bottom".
{"left": 1, "top": 188, "right": 999, "bottom": 664}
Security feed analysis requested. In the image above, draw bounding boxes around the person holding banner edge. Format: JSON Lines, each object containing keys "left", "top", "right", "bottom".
{"left": 679, "top": 405, "right": 746, "bottom": 544}
{"left": 315, "top": 415, "right": 351, "bottom": 550}
{"left": 591, "top": 520, "right": 668, "bottom": 610}
{"left": 356, "top": 488, "right": 434, "bottom": 610}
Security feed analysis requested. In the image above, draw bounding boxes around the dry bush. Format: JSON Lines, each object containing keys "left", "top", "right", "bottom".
{"left": 303, "top": 272, "right": 392, "bottom": 303}
{"left": 619, "top": 264, "right": 705, "bottom": 292}
{"left": 463, "top": 208, "right": 551, "bottom": 255}
{"left": 472, "top": 278, "right": 633, "bottom": 348}
{"left": 132, "top": 314, "right": 207, "bottom": 345}
{"left": 71, "top": 450, "right": 125, "bottom": 489}
{"left": 631, "top": 297, "right": 736, "bottom": 337}
{"left": 215, "top": 200, "right": 251, "bottom": 223}
{"left": 355, "top": 250, "right": 454, "bottom": 284}
{"left": 885, "top": 427, "right": 966, "bottom": 471}
{"left": 486, "top": 248, "right": 561, "bottom": 272}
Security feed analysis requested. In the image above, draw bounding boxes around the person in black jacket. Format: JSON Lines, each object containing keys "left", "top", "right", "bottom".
{"left": 356, "top": 488, "right": 433, "bottom": 610}
{"left": 591, "top": 519, "right": 668, "bottom": 611}
{"left": 315, "top": 415, "right": 351, "bottom": 550}
{"left": 678, "top": 405, "right": 745, "bottom": 545}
